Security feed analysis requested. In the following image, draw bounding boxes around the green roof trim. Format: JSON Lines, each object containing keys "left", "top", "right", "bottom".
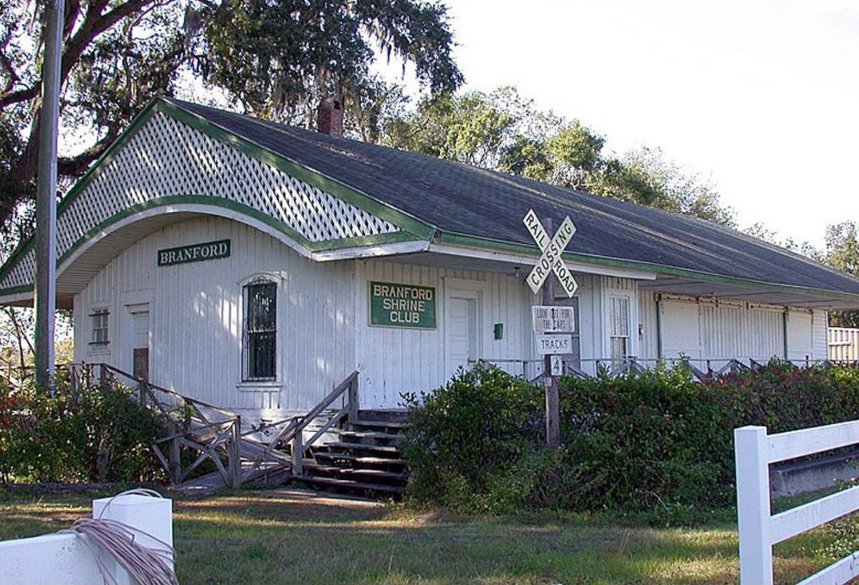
{"left": 0, "top": 237, "right": 34, "bottom": 288}
{"left": 0, "top": 97, "right": 435, "bottom": 292}
{"left": 1, "top": 102, "right": 163, "bottom": 289}
{"left": 56, "top": 101, "right": 161, "bottom": 217}
{"left": 58, "top": 196, "right": 426, "bottom": 264}
{"left": 0, "top": 283, "right": 33, "bottom": 298}
{"left": 437, "top": 231, "right": 859, "bottom": 305}
{"left": 1, "top": 196, "right": 429, "bottom": 298}
{"left": 157, "top": 99, "right": 437, "bottom": 240}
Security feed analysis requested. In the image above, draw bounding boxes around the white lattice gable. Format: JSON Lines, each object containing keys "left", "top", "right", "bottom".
{"left": 0, "top": 106, "right": 422, "bottom": 297}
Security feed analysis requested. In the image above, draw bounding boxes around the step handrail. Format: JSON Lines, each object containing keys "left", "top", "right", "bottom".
{"left": 276, "top": 370, "right": 358, "bottom": 447}
{"left": 275, "top": 370, "right": 359, "bottom": 476}
{"left": 94, "top": 363, "right": 240, "bottom": 419}
{"left": 82, "top": 363, "right": 243, "bottom": 489}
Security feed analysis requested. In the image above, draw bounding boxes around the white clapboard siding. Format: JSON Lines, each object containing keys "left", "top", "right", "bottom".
{"left": 75, "top": 216, "right": 356, "bottom": 415}
{"left": 570, "top": 274, "right": 597, "bottom": 367}
{"left": 355, "top": 260, "right": 536, "bottom": 408}
{"left": 703, "top": 302, "right": 784, "bottom": 367}
{"left": 637, "top": 295, "right": 793, "bottom": 368}
{"left": 811, "top": 310, "right": 827, "bottom": 359}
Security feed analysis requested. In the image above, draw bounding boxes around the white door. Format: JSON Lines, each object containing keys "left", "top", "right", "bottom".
{"left": 660, "top": 299, "right": 702, "bottom": 362}
{"left": 445, "top": 292, "right": 480, "bottom": 378}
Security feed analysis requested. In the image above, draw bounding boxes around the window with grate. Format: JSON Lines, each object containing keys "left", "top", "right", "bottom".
{"left": 243, "top": 281, "right": 277, "bottom": 381}
{"left": 609, "top": 296, "right": 630, "bottom": 366}
{"left": 91, "top": 309, "right": 109, "bottom": 345}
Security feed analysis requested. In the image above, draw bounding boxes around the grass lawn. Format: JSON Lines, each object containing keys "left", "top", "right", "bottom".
{"left": 0, "top": 488, "right": 850, "bottom": 585}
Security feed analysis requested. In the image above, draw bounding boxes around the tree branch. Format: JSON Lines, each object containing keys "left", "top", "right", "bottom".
{"left": 57, "top": 127, "right": 119, "bottom": 177}
{"left": 0, "top": 0, "right": 165, "bottom": 108}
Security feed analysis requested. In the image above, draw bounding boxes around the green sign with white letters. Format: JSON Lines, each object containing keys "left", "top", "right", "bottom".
{"left": 369, "top": 281, "right": 436, "bottom": 329}
{"left": 157, "top": 239, "right": 231, "bottom": 266}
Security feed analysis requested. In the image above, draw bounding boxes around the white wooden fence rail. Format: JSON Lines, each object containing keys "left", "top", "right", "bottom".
{"left": 0, "top": 493, "right": 173, "bottom": 585}
{"left": 735, "top": 423, "right": 859, "bottom": 585}
{"left": 829, "top": 327, "right": 859, "bottom": 362}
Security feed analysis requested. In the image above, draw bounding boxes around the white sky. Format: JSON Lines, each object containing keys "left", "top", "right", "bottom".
{"left": 389, "top": 0, "right": 859, "bottom": 249}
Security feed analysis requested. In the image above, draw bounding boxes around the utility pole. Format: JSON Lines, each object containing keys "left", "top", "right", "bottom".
{"left": 541, "top": 219, "right": 561, "bottom": 448}
{"left": 34, "top": 0, "right": 64, "bottom": 388}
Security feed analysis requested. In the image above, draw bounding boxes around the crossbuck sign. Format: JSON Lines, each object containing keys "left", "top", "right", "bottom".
{"left": 523, "top": 209, "right": 578, "bottom": 297}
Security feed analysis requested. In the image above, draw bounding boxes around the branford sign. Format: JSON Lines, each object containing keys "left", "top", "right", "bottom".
{"left": 369, "top": 281, "right": 436, "bottom": 329}
{"left": 157, "top": 239, "right": 231, "bottom": 267}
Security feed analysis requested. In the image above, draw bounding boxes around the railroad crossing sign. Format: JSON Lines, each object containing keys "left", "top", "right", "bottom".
{"left": 523, "top": 209, "right": 578, "bottom": 297}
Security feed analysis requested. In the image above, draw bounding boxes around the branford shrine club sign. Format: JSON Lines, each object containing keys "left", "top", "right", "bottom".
{"left": 369, "top": 281, "right": 436, "bottom": 329}
{"left": 157, "top": 239, "right": 231, "bottom": 267}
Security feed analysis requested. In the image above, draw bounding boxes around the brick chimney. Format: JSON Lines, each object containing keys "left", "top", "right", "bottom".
{"left": 317, "top": 96, "right": 344, "bottom": 136}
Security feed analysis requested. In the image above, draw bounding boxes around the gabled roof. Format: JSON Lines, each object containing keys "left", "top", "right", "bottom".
{"left": 1, "top": 96, "right": 859, "bottom": 309}
{"left": 169, "top": 98, "right": 859, "bottom": 305}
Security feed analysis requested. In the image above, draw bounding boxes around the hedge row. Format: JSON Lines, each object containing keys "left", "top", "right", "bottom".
{"left": 401, "top": 362, "right": 859, "bottom": 515}
{"left": 0, "top": 378, "right": 166, "bottom": 484}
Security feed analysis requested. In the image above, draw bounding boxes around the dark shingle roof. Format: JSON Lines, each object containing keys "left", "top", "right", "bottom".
{"left": 167, "top": 98, "right": 859, "bottom": 298}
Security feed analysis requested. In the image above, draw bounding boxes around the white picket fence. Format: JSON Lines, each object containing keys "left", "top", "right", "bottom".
{"left": 0, "top": 493, "right": 173, "bottom": 585}
{"left": 735, "top": 422, "right": 859, "bottom": 585}
{"left": 829, "top": 327, "right": 859, "bottom": 362}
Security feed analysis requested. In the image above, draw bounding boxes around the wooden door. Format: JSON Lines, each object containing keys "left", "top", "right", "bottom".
{"left": 130, "top": 309, "right": 150, "bottom": 381}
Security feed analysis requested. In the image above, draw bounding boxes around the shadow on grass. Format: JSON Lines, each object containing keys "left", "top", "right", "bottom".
{"left": 170, "top": 492, "right": 751, "bottom": 585}
{"left": 0, "top": 489, "right": 833, "bottom": 585}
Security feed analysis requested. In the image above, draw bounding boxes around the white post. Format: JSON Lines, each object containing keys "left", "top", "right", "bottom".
{"left": 735, "top": 425, "right": 773, "bottom": 585}
{"left": 92, "top": 494, "right": 174, "bottom": 584}
{"left": 0, "top": 493, "right": 173, "bottom": 585}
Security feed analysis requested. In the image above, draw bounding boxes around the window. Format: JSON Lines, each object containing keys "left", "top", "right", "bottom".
{"left": 90, "top": 309, "right": 109, "bottom": 345}
{"left": 609, "top": 296, "right": 630, "bottom": 366}
{"left": 243, "top": 280, "right": 277, "bottom": 381}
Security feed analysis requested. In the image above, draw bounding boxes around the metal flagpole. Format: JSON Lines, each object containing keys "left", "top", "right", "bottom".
{"left": 34, "top": 0, "right": 64, "bottom": 388}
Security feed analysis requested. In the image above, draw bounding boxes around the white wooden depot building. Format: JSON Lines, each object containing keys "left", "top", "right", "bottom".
{"left": 2, "top": 97, "right": 859, "bottom": 424}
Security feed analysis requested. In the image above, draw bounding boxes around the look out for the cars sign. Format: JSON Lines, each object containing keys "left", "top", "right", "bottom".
{"left": 523, "top": 209, "right": 578, "bottom": 297}
{"left": 532, "top": 305, "right": 576, "bottom": 334}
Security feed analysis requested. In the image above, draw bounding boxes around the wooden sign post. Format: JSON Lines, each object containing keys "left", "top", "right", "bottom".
{"left": 523, "top": 210, "right": 578, "bottom": 448}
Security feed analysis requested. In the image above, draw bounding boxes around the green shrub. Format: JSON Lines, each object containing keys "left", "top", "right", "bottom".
{"left": 0, "top": 378, "right": 166, "bottom": 483}
{"left": 401, "top": 365, "right": 547, "bottom": 513}
{"left": 401, "top": 361, "right": 859, "bottom": 516}
{"left": 559, "top": 365, "right": 738, "bottom": 511}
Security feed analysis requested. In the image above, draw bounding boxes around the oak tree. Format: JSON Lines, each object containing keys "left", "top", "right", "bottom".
{"left": 0, "top": 0, "right": 462, "bottom": 240}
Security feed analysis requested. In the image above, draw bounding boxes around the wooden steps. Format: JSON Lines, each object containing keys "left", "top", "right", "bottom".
{"left": 293, "top": 414, "right": 409, "bottom": 498}
{"left": 324, "top": 441, "right": 401, "bottom": 453}
{"left": 288, "top": 475, "right": 404, "bottom": 495}
{"left": 172, "top": 410, "right": 409, "bottom": 498}
{"left": 313, "top": 453, "right": 406, "bottom": 466}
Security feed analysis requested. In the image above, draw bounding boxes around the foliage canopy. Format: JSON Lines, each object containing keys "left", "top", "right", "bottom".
{"left": 381, "top": 87, "right": 736, "bottom": 226}
{"left": 0, "top": 0, "right": 462, "bottom": 239}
